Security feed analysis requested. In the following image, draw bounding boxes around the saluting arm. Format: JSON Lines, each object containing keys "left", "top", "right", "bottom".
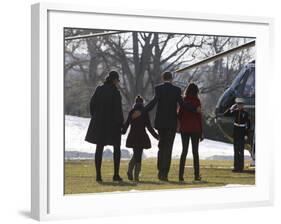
{"left": 223, "top": 104, "right": 237, "bottom": 117}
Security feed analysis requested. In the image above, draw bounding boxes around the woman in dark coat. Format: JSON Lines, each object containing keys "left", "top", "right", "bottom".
{"left": 178, "top": 83, "right": 203, "bottom": 182}
{"left": 85, "top": 71, "right": 124, "bottom": 182}
{"left": 122, "top": 96, "right": 159, "bottom": 182}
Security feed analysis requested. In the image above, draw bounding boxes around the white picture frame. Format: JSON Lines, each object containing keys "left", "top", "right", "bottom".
{"left": 31, "top": 2, "right": 275, "bottom": 221}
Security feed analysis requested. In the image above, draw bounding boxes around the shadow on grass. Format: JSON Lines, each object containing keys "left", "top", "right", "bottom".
{"left": 138, "top": 180, "right": 165, "bottom": 185}
{"left": 167, "top": 180, "right": 209, "bottom": 185}
{"left": 201, "top": 168, "right": 255, "bottom": 174}
{"left": 95, "top": 180, "right": 210, "bottom": 186}
{"left": 98, "top": 180, "right": 168, "bottom": 186}
{"left": 98, "top": 181, "right": 138, "bottom": 187}
{"left": 241, "top": 170, "right": 255, "bottom": 174}
{"left": 136, "top": 180, "right": 211, "bottom": 185}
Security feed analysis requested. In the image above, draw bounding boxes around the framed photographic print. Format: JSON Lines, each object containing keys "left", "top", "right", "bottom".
{"left": 31, "top": 2, "right": 274, "bottom": 221}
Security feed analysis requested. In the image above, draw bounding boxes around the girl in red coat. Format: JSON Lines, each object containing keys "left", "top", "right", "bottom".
{"left": 122, "top": 96, "right": 159, "bottom": 182}
{"left": 178, "top": 83, "right": 203, "bottom": 182}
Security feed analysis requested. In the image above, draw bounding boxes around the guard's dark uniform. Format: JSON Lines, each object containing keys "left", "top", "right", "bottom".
{"left": 226, "top": 107, "right": 251, "bottom": 171}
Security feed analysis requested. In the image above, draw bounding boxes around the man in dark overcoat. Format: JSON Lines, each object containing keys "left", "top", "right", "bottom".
{"left": 132, "top": 72, "right": 201, "bottom": 181}
{"left": 85, "top": 71, "right": 124, "bottom": 182}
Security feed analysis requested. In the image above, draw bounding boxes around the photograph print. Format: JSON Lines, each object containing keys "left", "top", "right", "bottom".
{"left": 64, "top": 28, "right": 255, "bottom": 194}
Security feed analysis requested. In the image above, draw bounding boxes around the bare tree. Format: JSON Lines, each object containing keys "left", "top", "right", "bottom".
{"left": 64, "top": 29, "right": 254, "bottom": 118}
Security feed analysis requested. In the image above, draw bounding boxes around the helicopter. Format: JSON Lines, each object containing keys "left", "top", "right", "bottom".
{"left": 174, "top": 40, "right": 256, "bottom": 163}
{"left": 215, "top": 60, "right": 255, "bottom": 162}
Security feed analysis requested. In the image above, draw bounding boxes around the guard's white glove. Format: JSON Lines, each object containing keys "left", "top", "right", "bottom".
{"left": 230, "top": 104, "right": 237, "bottom": 112}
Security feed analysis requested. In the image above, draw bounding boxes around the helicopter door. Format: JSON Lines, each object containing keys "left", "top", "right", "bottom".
{"left": 241, "top": 67, "right": 255, "bottom": 107}
{"left": 233, "top": 66, "right": 255, "bottom": 105}
{"left": 242, "top": 69, "right": 255, "bottom": 98}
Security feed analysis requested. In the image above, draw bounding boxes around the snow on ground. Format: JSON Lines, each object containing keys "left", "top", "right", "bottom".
{"left": 65, "top": 115, "right": 250, "bottom": 160}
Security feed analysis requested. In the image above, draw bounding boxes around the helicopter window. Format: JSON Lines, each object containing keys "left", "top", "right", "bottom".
{"left": 231, "top": 67, "right": 247, "bottom": 91}
{"left": 243, "top": 69, "right": 255, "bottom": 98}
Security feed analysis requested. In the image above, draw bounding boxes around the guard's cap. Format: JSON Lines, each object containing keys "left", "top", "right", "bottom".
{"left": 235, "top": 98, "right": 245, "bottom": 104}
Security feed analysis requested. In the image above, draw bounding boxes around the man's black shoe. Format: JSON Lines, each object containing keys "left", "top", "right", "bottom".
{"left": 160, "top": 177, "right": 169, "bottom": 182}
{"left": 96, "top": 176, "right": 103, "bottom": 182}
{"left": 232, "top": 169, "right": 243, "bottom": 173}
{"left": 113, "top": 175, "right": 123, "bottom": 182}
{"left": 179, "top": 176, "right": 184, "bottom": 182}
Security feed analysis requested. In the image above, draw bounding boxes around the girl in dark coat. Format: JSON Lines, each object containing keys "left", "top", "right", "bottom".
{"left": 178, "top": 83, "right": 203, "bottom": 182}
{"left": 122, "top": 96, "right": 159, "bottom": 182}
{"left": 85, "top": 71, "right": 124, "bottom": 182}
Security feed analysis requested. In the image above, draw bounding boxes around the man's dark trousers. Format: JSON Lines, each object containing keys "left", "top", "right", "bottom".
{"left": 157, "top": 128, "right": 176, "bottom": 179}
{"left": 233, "top": 126, "right": 245, "bottom": 171}
{"left": 142, "top": 82, "right": 196, "bottom": 179}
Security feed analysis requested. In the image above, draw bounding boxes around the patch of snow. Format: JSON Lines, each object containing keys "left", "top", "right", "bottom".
{"left": 129, "top": 189, "right": 139, "bottom": 192}
{"left": 65, "top": 115, "right": 250, "bottom": 160}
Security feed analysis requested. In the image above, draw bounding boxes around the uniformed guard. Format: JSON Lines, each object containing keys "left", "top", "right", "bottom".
{"left": 225, "top": 98, "right": 251, "bottom": 172}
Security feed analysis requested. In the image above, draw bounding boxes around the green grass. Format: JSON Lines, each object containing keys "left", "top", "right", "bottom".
{"left": 64, "top": 158, "right": 255, "bottom": 194}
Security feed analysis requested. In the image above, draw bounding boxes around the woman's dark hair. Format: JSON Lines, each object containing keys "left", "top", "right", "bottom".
{"left": 104, "top": 70, "right": 120, "bottom": 84}
{"left": 135, "top": 95, "right": 144, "bottom": 104}
{"left": 185, "top": 83, "right": 199, "bottom": 97}
{"left": 104, "top": 76, "right": 113, "bottom": 84}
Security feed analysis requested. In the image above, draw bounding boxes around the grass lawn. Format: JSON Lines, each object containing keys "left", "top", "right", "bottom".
{"left": 64, "top": 158, "right": 255, "bottom": 194}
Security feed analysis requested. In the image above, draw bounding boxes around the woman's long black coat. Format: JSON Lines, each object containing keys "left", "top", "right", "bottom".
{"left": 85, "top": 83, "right": 124, "bottom": 146}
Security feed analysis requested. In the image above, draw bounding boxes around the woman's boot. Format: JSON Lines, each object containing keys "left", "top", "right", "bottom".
{"left": 134, "top": 163, "right": 141, "bottom": 182}
{"left": 179, "top": 161, "right": 185, "bottom": 182}
{"left": 127, "top": 157, "right": 135, "bottom": 181}
{"left": 113, "top": 146, "right": 123, "bottom": 182}
{"left": 95, "top": 145, "right": 103, "bottom": 182}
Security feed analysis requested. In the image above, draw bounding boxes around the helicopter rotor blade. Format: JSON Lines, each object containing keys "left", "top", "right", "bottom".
{"left": 65, "top": 31, "right": 127, "bottom": 41}
{"left": 175, "top": 40, "right": 255, "bottom": 73}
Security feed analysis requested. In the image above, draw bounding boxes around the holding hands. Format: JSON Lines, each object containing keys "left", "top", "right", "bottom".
{"left": 230, "top": 104, "right": 238, "bottom": 111}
